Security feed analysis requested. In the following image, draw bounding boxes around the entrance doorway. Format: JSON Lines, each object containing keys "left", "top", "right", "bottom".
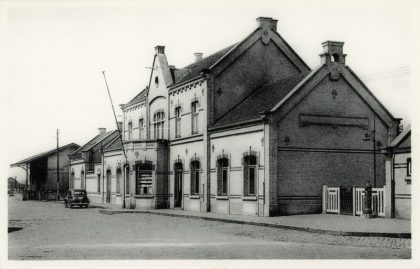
{"left": 106, "top": 170, "right": 111, "bottom": 203}
{"left": 174, "top": 163, "right": 183, "bottom": 208}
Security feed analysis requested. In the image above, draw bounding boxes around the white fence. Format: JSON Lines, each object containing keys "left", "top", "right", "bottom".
{"left": 323, "top": 185, "right": 385, "bottom": 217}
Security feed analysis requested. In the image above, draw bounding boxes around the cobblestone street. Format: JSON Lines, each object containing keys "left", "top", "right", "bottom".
{"left": 8, "top": 197, "right": 410, "bottom": 259}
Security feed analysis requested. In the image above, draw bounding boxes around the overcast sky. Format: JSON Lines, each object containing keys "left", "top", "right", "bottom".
{"left": 1, "top": 0, "right": 415, "bottom": 182}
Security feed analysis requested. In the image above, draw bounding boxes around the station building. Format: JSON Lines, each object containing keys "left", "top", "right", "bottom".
{"left": 116, "top": 17, "right": 401, "bottom": 216}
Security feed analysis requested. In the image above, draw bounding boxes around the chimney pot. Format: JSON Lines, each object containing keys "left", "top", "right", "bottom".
{"left": 98, "top": 128, "right": 106, "bottom": 135}
{"left": 155, "top": 45, "right": 165, "bottom": 54}
{"left": 256, "top": 17, "right": 278, "bottom": 31}
{"left": 320, "top": 40, "right": 346, "bottom": 65}
{"left": 194, "top": 52, "right": 203, "bottom": 62}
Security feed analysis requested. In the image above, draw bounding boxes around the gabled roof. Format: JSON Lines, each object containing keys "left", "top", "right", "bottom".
{"left": 213, "top": 74, "right": 307, "bottom": 127}
{"left": 170, "top": 44, "right": 237, "bottom": 87}
{"left": 122, "top": 88, "right": 147, "bottom": 109}
{"left": 10, "top": 143, "right": 80, "bottom": 167}
{"left": 70, "top": 130, "right": 118, "bottom": 155}
{"left": 269, "top": 64, "right": 398, "bottom": 128}
{"left": 390, "top": 124, "right": 411, "bottom": 148}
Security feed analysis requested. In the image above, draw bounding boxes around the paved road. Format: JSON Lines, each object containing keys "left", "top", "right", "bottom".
{"left": 8, "top": 197, "right": 410, "bottom": 259}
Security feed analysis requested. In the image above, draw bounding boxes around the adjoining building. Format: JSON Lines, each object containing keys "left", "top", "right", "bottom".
{"left": 385, "top": 124, "right": 411, "bottom": 219}
{"left": 10, "top": 143, "right": 80, "bottom": 200}
{"left": 68, "top": 126, "right": 124, "bottom": 205}
{"left": 116, "top": 17, "right": 401, "bottom": 216}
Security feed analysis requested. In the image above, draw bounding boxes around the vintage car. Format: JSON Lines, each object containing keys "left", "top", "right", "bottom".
{"left": 64, "top": 189, "right": 90, "bottom": 208}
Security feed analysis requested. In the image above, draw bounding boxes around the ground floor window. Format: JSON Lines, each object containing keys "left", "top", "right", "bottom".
{"left": 136, "top": 163, "right": 153, "bottom": 195}
{"left": 217, "top": 158, "right": 229, "bottom": 196}
{"left": 243, "top": 155, "right": 257, "bottom": 196}
{"left": 190, "top": 161, "right": 200, "bottom": 195}
{"left": 81, "top": 171, "right": 85, "bottom": 189}
{"left": 125, "top": 166, "right": 130, "bottom": 195}
{"left": 97, "top": 173, "right": 101, "bottom": 193}
{"left": 116, "top": 168, "right": 122, "bottom": 194}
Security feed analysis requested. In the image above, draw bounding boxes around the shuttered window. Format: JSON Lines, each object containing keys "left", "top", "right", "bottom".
{"left": 190, "top": 161, "right": 200, "bottom": 195}
{"left": 217, "top": 158, "right": 229, "bottom": 196}
{"left": 243, "top": 155, "right": 257, "bottom": 196}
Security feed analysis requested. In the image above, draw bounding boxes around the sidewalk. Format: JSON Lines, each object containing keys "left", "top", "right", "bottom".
{"left": 95, "top": 203, "right": 411, "bottom": 239}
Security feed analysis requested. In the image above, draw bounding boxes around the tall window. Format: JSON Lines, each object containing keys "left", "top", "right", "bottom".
{"left": 81, "top": 170, "right": 85, "bottom": 189}
{"left": 116, "top": 168, "right": 122, "bottom": 194}
{"left": 217, "top": 158, "right": 229, "bottom": 196}
{"left": 128, "top": 121, "right": 133, "bottom": 140}
{"left": 97, "top": 173, "right": 101, "bottom": 193}
{"left": 191, "top": 102, "right": 199, "bottom": 134}
{"left": 407, "top": 158, "right": 412, "bottom": 177}
{"left": 70, "top": 172, "right": 74, "bottom": 189}
{"left": 154, "top": 112, "right": 165, "bottom": 139}
{"left": 136, "top": 163, "right": 153, "bottom": 195}
{"left": 190, "top": 161, "right": 200, "bottom": 195}
{"left": 175, "top": 107, "right": 181, "bottom": 138}
{"left": 139, "top": 118, "right": 144, "bottom": 140}
{"left": 125, "top": 165, "right": 130, "bottom": 195}
{"left": 243, "top": 155, "right": 257, "bottom": 196}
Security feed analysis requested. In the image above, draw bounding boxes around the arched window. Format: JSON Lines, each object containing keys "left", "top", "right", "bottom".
{"left": 124, "top": 165, "right": 130, "bottom": 195}
{"left": 97, "top": 172, "right": 101, "bottom": 193}
{"left": 139, "top": 118, "right": 144, "bottom": 140}
{"left": 191, "top": 101, "right": 199, "bottom": 134}
{"left": 153, "top": 112, "right": 165, "bottom": 139}
{"left": 190, "top": 161, "right": 200, "bottom": 195}
{"left": 116, "top": 168, "right": 122, "bottom": 194}
{"left": 217, "top": 158, "right": 229, "bottom": 196}
{"left": 128, "top": 121, "right": 133, "bottom": 140}
{"left": 243, "top": 155, "right": 257, "bottom": 196}
{"left": 175, "top": 107, "right": 181, "bottom": 138}
{"left": 81, "top": 170, "right": 85, "bottom": 189}
{"left": 70, "top": 171, "right": 74, "bottom": 189}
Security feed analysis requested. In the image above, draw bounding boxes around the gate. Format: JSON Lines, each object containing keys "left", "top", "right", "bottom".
{"left": 340, "top": 187, "right": 353, "bottom": 215}
{"left": 325, "top": 187, "right": 340, "bottom": 213}
{"left": 323, "top": 185, "right": 386, "bottom": 217}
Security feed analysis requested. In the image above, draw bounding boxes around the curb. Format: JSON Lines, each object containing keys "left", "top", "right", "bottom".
{"left": 98, "top": 209, "right": 411, "bottom": 239}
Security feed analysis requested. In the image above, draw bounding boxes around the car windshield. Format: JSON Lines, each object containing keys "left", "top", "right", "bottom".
{"left": 74, "top": 191, "right": 86, "bottom": 195}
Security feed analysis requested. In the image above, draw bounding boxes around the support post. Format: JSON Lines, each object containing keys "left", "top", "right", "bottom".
{"left": 352, "top": 185, "right": 356, "bottom": 216}
{"left": 337, "top": 185, "right": 342, "bottom": 215}
{"left": 322, "top": 185, "right": 327, "bottom": 214}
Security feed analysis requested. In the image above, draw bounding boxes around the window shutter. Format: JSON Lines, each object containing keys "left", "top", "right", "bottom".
{"left": 217, "top": 163, "right": 222, "bottom": 196}
{"left": 243, "top": 165, "right": 249, "bottom": 196}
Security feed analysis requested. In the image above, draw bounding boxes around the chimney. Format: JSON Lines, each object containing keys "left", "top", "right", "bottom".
{"left": 117, "top": 122, "right": 123, "bottom": 132}
{"left": 320, "top": 41, "right": 346, "bottom": 65}
{"left": 98, "top": 128, "right": 106, "bottom": 135}
{"left": 320, "top": 41, "right": 346, "bottom": 80}
{"left": 155, "top": 45, "right": 165, "bottom": 54}
{"left": 256, "top": 17, "right": 278, "bottom": 31}
{"left": 194, "top": 52, "right": 203, "bottom": 62}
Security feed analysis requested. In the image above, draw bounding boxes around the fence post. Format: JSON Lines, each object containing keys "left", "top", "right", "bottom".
{"left": 352, "top": 185, "right": 356, "bottom": 216}
{"left": 322, "top": 185, "right": 327, "bottom": 214}
{"left": 337, "top": 185, "right": 341, "bottom": 215}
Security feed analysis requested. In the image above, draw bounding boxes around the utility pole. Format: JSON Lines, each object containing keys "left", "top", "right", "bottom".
{"left": 102, "top": 71, "right": 128, "bottom": 209}
{"left": 56, "top": 129, "right": 60, "bottom": 199}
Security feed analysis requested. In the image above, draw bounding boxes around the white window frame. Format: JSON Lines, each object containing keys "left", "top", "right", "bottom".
{"left": 191, "top": 102, "right": 199, "bottom": 135}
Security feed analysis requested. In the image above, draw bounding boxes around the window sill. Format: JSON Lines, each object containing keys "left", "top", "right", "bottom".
{"left": 115, "top": 194, "right": 122, "bottom": 197}
{"left": 216, "top": 196, "right": 229, "bottom": 200}
{"left": 242, "top": 196, "right": 257, "bottom": 201}
{"left": 134, "top": 194, "right": 154, "bottom": 199}
{"left": 190, "top": 194, "right": 200, "bottom": 199}
{"left": 405, "top": 177, "right": 411, "bottom": 184}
